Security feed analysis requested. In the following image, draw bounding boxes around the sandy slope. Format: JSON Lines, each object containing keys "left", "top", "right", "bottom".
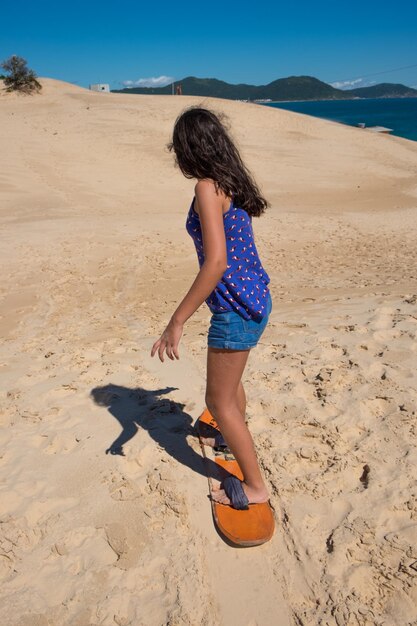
{"left": 1, "top": 77, "right": 417, "bottom": 625}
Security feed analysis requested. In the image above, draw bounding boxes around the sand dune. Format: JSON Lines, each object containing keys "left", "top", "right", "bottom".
{"left": 1, "top": 77, "right": 417, "bottom": 625}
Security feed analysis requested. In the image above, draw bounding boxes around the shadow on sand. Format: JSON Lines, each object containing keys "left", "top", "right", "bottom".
{"left": 90, "top": 383, "right": 261, "bottom": 548}
{"left": 90, "top": 383, "right": 221, "bottom": 481}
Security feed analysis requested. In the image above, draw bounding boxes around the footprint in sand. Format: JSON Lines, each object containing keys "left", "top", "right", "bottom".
{"left": 359, "top": 396, "right": 396, "bottom": 420}
{"left": 24, "top": 497, "right": 79, "bottom": 527}
{"left": 0, "top": 516, "right": 44, "bottom": 582}
{"left": 42, "top": 433, "right": 80, "bottom": 455}
{"left": 105, "top": 470, "right": 147, "bottom": 501}
{"left": 51, "top": 526, "right": 118, "bottom": 572}
{"left": 104, "top": 521, "right": 149, "bottom": 570}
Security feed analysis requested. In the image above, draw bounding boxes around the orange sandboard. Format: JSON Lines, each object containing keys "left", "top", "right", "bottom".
{"left": 196, "top": 407, "right": 275, "bottom": 547}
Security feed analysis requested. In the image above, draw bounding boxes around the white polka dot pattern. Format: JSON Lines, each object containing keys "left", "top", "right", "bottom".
{"left": 185, "top": 196, "right": 270, "bottom": 321}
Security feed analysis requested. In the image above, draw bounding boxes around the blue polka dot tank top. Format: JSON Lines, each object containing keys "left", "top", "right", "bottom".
{"left": 186, "top": 194, "right": 271, "bottom": 321}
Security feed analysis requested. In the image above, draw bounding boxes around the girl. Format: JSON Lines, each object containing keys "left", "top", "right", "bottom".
{"left": 151, "top": 106, "right": 272, "bottom": 510}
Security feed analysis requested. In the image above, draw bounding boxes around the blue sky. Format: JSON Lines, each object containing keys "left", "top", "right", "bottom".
{"left": 1, "top": 0, "right": 416, "bottom": 90}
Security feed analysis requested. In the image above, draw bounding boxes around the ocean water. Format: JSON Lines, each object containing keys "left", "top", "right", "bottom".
{"left": 262, "top": 97, "right": 417, "bottom": 142}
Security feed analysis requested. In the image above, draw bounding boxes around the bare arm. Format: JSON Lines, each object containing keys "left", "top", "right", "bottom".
{"left": 171, "top": 180, "right": 227, "bottom": 324}
{"left": 151, "top": 180, "right": 227, "bottom": 361}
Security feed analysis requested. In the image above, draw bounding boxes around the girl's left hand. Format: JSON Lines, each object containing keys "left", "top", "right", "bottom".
{"left": 150, "top": 318, "right": 183, "bottom": 362}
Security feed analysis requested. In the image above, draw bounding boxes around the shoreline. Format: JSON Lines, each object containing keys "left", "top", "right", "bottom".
{"left": 256, "top": 95, "right": 417, "bottom": 103}
{"left": 256, "top": 98, "right": 417, "bottom": 143}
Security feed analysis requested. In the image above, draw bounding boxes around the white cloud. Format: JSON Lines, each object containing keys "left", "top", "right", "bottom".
{"left": 121, "top": 75, "right": 174, "bottom": 88}
{"left": 330, "top": 78, "right": 364, "bottom": 89}
{"left": 330, "top": 78, "right": 379, "bottom": 90}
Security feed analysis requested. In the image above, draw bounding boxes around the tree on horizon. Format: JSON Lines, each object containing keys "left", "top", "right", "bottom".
{"left": 0, "top": 55, "right": 42, "bottom": 94}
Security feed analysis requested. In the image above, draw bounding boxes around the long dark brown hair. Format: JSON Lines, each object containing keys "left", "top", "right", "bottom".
{"left": 167, "top": 106, "right": 269, "bottom": 217}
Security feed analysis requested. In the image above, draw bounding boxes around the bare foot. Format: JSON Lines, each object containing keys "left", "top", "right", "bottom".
{"left": 211, "top": 481, "right": 270, "bottom": 506}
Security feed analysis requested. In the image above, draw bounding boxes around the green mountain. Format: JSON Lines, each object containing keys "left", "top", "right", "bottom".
{"left": 111, "top": 75, "right": 417, "bottom": 101}
{"left": 112, "top": 76, "right": 258, "bottom": 98}
{"left": 348, "top": 82, "right": 417, "bottom": 98}
{"left": 258, "top": 75, "right": 342, "bottom": 100}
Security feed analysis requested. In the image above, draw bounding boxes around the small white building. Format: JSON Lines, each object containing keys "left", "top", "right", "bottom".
{"left": 89, "top": 84, "right": 110, "bottom": 92}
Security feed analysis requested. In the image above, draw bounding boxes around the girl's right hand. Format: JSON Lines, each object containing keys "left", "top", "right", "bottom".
{"left": 150, "top": 318, "right": 183, "bottom": 362}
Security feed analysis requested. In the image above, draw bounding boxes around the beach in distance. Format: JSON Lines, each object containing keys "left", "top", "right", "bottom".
{"left": 1, "top": 77, "right": 417, "bottom": 626}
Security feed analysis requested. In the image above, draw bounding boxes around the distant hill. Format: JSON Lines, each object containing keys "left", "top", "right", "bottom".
{"left": 348, "top": 82, "right": 417, "bottom": 98}
{"left": 112, "top": 76, "right": 258, "bottom": 99}
{"left": 111, "top": 75, "right": 417, "bottom": 101}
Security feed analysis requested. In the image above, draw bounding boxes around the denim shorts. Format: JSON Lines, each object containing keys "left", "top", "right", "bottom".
{"left": 207, "top": 292, "right": 272, "bottom": 350}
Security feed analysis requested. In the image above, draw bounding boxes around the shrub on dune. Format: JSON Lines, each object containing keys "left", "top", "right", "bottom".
{"left": 0, "top": 55, "right": 42, "bottom": 94}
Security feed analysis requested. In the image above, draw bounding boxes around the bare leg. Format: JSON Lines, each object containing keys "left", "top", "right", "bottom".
{"left": 201, "top": 379, "right": 246, "bottom": 447}
{"left": 204, "top": 346, "right": 269, "bottom": 505}
{"left": 237, "top": 380, "right": 246, "bottom": 420}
